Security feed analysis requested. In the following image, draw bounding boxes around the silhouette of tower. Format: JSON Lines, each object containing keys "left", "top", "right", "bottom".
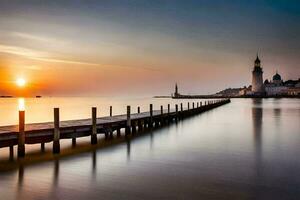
{"left": 174, "top": 83, "right": 179, "bottom": 97}
{"left": 252, "top": 54, "right": 265, "bottom": 94}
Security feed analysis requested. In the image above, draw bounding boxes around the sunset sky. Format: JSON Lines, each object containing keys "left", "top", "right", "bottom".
{"left": 0, "top": 0, "right": 300, "bottom": 97}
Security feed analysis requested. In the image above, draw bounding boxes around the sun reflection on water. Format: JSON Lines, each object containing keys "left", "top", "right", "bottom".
{"left": 18, "top": 98, "right": 25, "bottom": 111}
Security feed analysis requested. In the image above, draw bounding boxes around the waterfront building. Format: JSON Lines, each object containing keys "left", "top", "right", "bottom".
{"left": 251, "top": 55, "right": 265, "bottom": 95}
{"left": 264, "top": 71, "right": 288, "bottom": 96}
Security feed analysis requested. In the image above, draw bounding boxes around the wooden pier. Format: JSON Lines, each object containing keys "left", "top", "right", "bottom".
{"left": 0, "top": 99, "right": 230, "bottom": 157}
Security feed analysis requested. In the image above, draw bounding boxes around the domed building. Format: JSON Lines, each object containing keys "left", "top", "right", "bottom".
{"left": 264, "top": 71, "right": 287, "bottom": 95}
{"left": 272, "top": 72, "right": 283, "bottom": 85}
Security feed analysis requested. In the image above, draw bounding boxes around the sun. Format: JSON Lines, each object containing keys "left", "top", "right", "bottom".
{"left": 16, "top": 78, "right": 26, "bottom": 87}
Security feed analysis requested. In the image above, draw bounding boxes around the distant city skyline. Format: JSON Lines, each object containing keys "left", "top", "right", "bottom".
{"left": 0, "top": 0, "right": 300, "bottom": 97}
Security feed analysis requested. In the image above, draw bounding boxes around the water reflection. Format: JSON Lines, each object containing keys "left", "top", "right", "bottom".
{"left": 0, "top": 99, "right": 299, "bottom": 200}
{"left": 252, "top": 99, "right": 263, "bottom": 154}
{"left": 126, "top": 139, "right": 131, "bottom": 161}
{"left": 18, "top": 98, "right": 25, "bottom": 111}
{"left": 18, "top": 163, "right": 24, "bottom": 188}
{"left": 92, "top": 150, "right": 96, "bottom": 176}
{"left": 53, "top": 159, "right": 59, "bottom": 186}
{"left": 273, "top": 108, "right": 282, "bottom": 128}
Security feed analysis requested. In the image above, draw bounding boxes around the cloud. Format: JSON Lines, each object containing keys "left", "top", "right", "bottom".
{"left": 0, "top": 44, "right": 161, "bottom": 72}
{"left": 12, "top": 32, "right": 68, "bottom": 45}
{"left": 0, "top": 44, "right": 48, "bottom": 58}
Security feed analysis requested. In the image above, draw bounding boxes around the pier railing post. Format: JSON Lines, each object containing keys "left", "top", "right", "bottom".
{"left": 91, "top": 107, "right": 97, "bottom": 144}
{"left": 18, "top": 110, "right": 25, "bottom": 158}
{"left": 137, "top": 106, "right": 143, "bottom": 131}
{"left": 197, "top": 102, "right": 199, "bottom": 108}
{"left": 110, "top": 106, "right": 112, "bottom": 117}
{"left": 126, "top": 106, "right": 131, "bottom": 135}
{"left": 149, "top": 104, "right": 153, "bottom": 128}
{"left": 175, "top": 104, "right": 178, "bottom": 122}
{"left": 192, "top": 102, "right": 195, "bottom": 109}
{"left": 160, "top": 105, "right": 164, "bottom": 126}
{"left": 188, "top": 102, "right": 190, "bottom": 110}
{"left": 53, "top": 108, "right": 60, "bottom": 154}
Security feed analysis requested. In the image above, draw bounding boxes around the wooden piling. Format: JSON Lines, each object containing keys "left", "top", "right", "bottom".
{"left": 137, "top": 106, "right": 143, "bottom": 131}
{"left": 9, "top": 145, "right": 14, "bottom": 160}
{"left": 117, "top": 128, "right": 121, "bottom": 137}
{"left": 53, "top": 108, "right": 60, "bottom": 154}
{"left": 41, "top": 143, "right": 45, "bottom": 152}
{"left": 72, "top": 138, "right": 76, "bottom": 147}
{"left": 91, "top": 107, "right": 97, "bottom": 144}
{"left": 132, "top": 121, "right": 137, "bottom": 134}
{"left": 160, "top": 105, "right": 164, "bottom": 125}
{"left": 197, "top": 102, "right": 199, "bottom": 108}
{"left": 18, "top": 110, "right": 25, "bottom": 157}
{"left": 188, "top": 102, "right": 190, "bottom": 110}
{"left": 193, "top": 102, "right": 195, "bottom": 109}
{"left": 110, "top": 106, "right": 112, "bottom": 117}
{"left": 175, "top": 104, "right": 178, "bottom": 122}
{"left": 126, "top": 105, "right": 131, "bottom": 135}
{"left": 149, "top": 104, "right": 153, "bottom": 128}
{"left": 180, "top": 103, "right": 183, "bottom": 112}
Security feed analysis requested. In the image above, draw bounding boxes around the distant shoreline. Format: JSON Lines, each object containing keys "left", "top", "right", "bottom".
{"left": 154, "top": 95, "right": 300, "bottom": 99}
{"left": 0, "top": 96, "right": 42, "bottom": 98}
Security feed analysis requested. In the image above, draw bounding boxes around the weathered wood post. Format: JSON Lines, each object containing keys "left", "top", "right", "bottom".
{"left": 188, "top": 102, "right": 190, "bottom": 110}
{"left": 41, "top": 143, "right": 45, "bottom": 152}
{"left": 160, "top": 105, "right": 163, "bottom": 125}
{"left": 137, "top": 106, "right": 142, "bottom": 131}
{"left": 72, "top": 137, "right": 76, "bottom": 147}
{"left": 110, "top": 106, "right": 112, "bottom": 117}
{"left": 175, "top": 104, "right": 178, "bottom": 122}
{"left": 167, "top": 104, "right": 170, "bottom": 123}
{"left": 192, "top": 102, "right": 195, "bottom": 109}
{"left": 149, "top": 104, "right": 153, "bottom": 128}
{"left": 18, "top": 110, "right": 25, "bottom": 157}
{"left": 53, "top": 108, "right": 60, "bottom": 154}
{"left": 197, "top": 102, "right": 199, "bottom": 108}
{"left": 180, "top": 103, "right": 183, "bottom": 119}
{"left": 125, "top": 106, "right": 131, "bottom": 135}
{"left": 117, "top": 128, "right": 121, "bottom": 137}
{"left": 9, "top": 145, "right": 14, "bottom": 160}
{"left": 200, "top": 102, "right": 202, "bottom": 107}
{"left": 91, "top": 107, "right": 97, "bottom": 144}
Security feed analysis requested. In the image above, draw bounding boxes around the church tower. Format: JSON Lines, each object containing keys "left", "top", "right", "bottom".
{"left": 252, "top": 54, "right": 265, "bottom": 94}
{"left": 174, "top": 83, "right": 179, "bottom": 97}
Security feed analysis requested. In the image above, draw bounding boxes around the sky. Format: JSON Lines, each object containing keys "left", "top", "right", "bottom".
{"left": 0, "top": 0, "right": 300, "bottom": 97}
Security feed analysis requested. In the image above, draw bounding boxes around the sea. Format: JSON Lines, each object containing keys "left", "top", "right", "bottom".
{"left": 0, "top": 97, "right": 299, "bottom": 200}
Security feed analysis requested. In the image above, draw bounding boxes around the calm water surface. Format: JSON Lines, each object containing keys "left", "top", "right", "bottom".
{"left": 0, "top": 98, "right": 300, "bottom": 200}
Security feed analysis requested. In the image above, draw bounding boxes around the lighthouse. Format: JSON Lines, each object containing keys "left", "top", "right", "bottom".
{"left": 252, "top": 54, "right": 265, "bottom": 95}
